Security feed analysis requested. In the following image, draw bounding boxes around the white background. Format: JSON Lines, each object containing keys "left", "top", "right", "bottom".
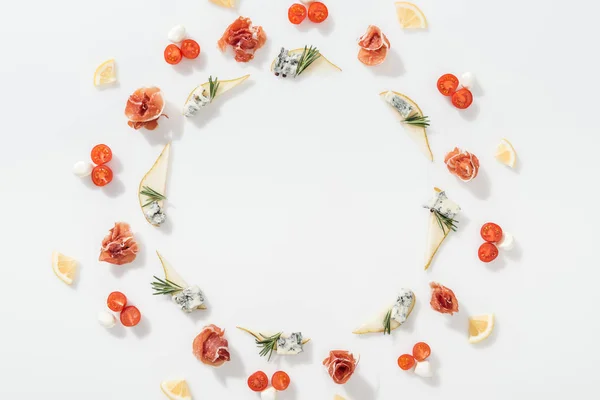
{"left": 1, "top": 0, "right": 598, "bottom": 398}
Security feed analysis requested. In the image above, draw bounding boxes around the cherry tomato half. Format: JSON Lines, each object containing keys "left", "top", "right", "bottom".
{"left": 481, "top": 222, "right": 503, "bottom": 243}
{"left": 272, "top": 371, "right": 290, "bottom": 391}
{"left": 107, "top": 291, "right": 127, "bottom": 312}
{"left": 288, "top": 3, "right": 307, "bottom": 25}
{"left": 397, "top": 354, "right": 416, "bottom": 370}
{"left": 451, "top": 87, "right": 473, "bottom": 109}
{"left": 91, "top": 144, "right": 112, "bottom": 165}
{"left": 308, "top": 2, "right": 328, "bottom": 23}
{"left": 91, "top": 165, "right": 113, "bottom": 187}
{"left": 247, "top": 371, "right": 268, "bottom": 392}
{"left": 437, "top": 73, "right": 459, "bottom": 96}
{"left": 120, "top": 306, "right": 141, "bottom": 327}
{"left": 164, "top": 44, "right": 182, "bottom": 65}
{"left": 180, "top": 39, "right": 200, "bottom": 59}
{"left": 412, "top": 342, "right": 431, "bottom": 362}
{"left": 478, "top": 242, "right": 499, "bottom": 263}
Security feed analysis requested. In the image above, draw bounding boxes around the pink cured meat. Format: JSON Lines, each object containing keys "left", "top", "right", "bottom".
{"left": 124, "top": 87, "right": 165, "bottom": 130}
{"left": 322, "top": 350, "right": 358, "bottom": 384}
{"left": 218, "top": 17, "right": 267, "bottom": 63}
{"left": 192, "top": 324, "right": 231, "bottom": 367}
{"left": 429, "top": 282, "right": 459, "bottom": 315}
{"left": 98, "top": 222, "right": 139, "bottom": 265}
{"left": 357, "top": 25, "right": 391, "bottom": 66}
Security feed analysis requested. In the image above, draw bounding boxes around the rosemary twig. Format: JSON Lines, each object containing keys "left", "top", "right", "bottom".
{"left": 140, "top": 186, "right": 167, "bottom": 207}
{"left": 432, "top": 209, "right": 459, "bottom": 235}
{"left": 295, "top": 46, "right": 321, "bottom": 77}
{"left": 256, "top": 332, "right": 282, "bottom": 361}
{"left": 151, "top": 276, "right": 183, "bottom": 295}
{"left": 383, "top": 309, "right": 392, "bottom": 335}
{"left": 403, "top": 114, "right": 430, "bottom": 128}
{"left": 208, "top": 76, "right": 220, "bottom": 101}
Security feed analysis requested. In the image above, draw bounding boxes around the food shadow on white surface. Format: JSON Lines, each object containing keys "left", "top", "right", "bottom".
{"left": 346, "top": 371, "right": 378, "bottom": 400}
{"left": 80, "top": 171, "right": 125, "bottom": 198}
{"left": 211, "top": 346, "right": 245, "bottom": 385}
{"left": 172, "top": 52, "right": 207, "bottom": 76}
{"left": 445, "top": 302, "right": 469, "bottom": 338}
{"left": 142, "top": 102, "right": 185, "bottom": 145}
{"left": 132, "top": 315, "right": 151, "bottom": 338}
{"left": 417, "top": 352, "right": 441, "bottom": 387}
{"left": 276, "top": 341, "right": 315, "bottom": 367}
{"left": 367, "top": 48, "right": 405, "bottom": 78}
{"left": 185, "top": 298, "right": 213, "bottom": 324}
{"left": 458, "top": 102, "right": 480, "bottom": 122}
{"left": 106, "top": 320, "right": 126, "bottom": 339}
{"left": 464, "top": 168, "right": 491, "bottom": 200}
{"left": 488, "top": 240, "right": 522, "bottom": 271}
{"left": 296, "top": 15, "right": 336, "bottom": 36}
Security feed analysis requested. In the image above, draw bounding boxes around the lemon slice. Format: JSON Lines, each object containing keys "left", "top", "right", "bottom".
{"left": 495, "top": 138, "right": 517, "bottom": 168}
{"left": 334, "top": 396, "right": 346, "bottom": 400}
{"left": 468, "top": 314, "right": 495, "bottom": 343}
{"left": 93, "top": 59, "right": 117, "bottom": 87}
{"left": 52, "top": 251, "right": 77, "bottom": 285}
{"left": 270, "top": 48, "right": 342, "bottom": 77}
{"left": 395, "top": 2, "right": 428, "bottom": 29}
{"left": 209, "top": 0, "right": 234, "bottom": 7}
{"left": 161, "top": 379, "right": 192, "bottom": 400}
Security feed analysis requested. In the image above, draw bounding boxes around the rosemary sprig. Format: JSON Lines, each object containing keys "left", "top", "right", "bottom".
{"left": 383, "top": 309, "right": 392, "bottom": 335}
{"left": 151, "top": 276, "right": 183, "bottom": 295}
{"left": 256, "top": 332, "right": 282, "bottom": 361}
{"left": 295, "top": 46, "right": 321, "bottom": 77}
{"left": 208, "top": 76, "right": 220, "bottom": 101}
{"left": 431, "top": 209, "right": 459, "bottom": 235}
{"left": 403, "top": 114, "right": 430, "bottom": 128}
{"left": 140, "top": 186, "right": 167, "bottom": 208}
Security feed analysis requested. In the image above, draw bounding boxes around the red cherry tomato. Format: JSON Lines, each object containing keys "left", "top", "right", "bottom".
{"left": 437, "top": 73, "right": 459, "bottom": 96}
{"left": 481, "top": 222, "right": 503, "bottom": 243}
{"left": 478, "top": 242, "right": 499, "bottom": 263}
{"left": 91, "top": 144, "right": 112, "bottom": 165}
{"left": 180, "top": 39, "right": 200, "bottom": 59}
{"left": 308, "top": 2, "right": 328, "bottom": 23}
{"left": 272, "top": 371, "right": 291, "bottom": 391}
{"left": 247, "top": 371, "right": 268, "bottom": 392}
{"left": 288, "top": 3, "right": 307, "bottom": 25}
{"left": 412, "top": 342, "right": 431, "bottom": 362}
{"left": 107, "top": 291, "right": 127, "bottom": 312}
{"left": 397, "top": 354, "right": 416, "bottom": 370}
{"left": 91, "top": 165, "right": 113, "bottom": 187}
{"left": 164, "top": 44, "right": 182, "bottom": 65}
{"left": 451, "top": 87, "right": 473, "bottom": 109}
{"left": 120, "top": 306, "right": 141, "bottom": 327}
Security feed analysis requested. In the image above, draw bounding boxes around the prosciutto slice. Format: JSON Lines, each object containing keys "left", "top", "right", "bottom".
{"left": 98, "top": 222, "right": 139, "bottom": 265}
{"left": 429, "top": 282, "right": 459, "bottom": 315}
{"left": 218, "top": 17, "right": 267, "bottom": 63}
{"left": 322, "top": 350, "right": 358, "bottom": 384}
{"left": 357, "top": 25, "right": 390, "bottom": 66}
{"left": 124, "top": 87, "right": 165, "bottom": 130}
{"left": 193, "top": 324, "right": 231, "bottom": 367}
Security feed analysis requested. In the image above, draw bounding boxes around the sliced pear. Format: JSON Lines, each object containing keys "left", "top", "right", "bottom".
{"left": 334, "top": 396, "right": 346, "bottom": 400}
{"left": 184, "top": 74, "right": 250, "bottom": 108}
{"left": 353, "top": 294, "right": 415, "bottom": 334}
{"left": 270, "top": 48, "right": 342, "bottom": 77}
{"left": 156, "top": 251, "right": 207, "bottom": 309}
{"left": 380, "top": 91, "right": 433, "bottom": 161}
{"left": 236, "top": 326, "right": 311, "bottom": 347}
{"left": 139, "top": 142, "right": 170, "bottom": 227}
{"left": 424, "top": 187, "right": 458, "bottom": 270}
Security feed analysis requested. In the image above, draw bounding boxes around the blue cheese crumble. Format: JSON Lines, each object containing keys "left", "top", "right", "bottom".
{"left": 172, "top": 285, "right": 205, "bottom": 313}
{"left": 273, "top": 48, "right": 302, "bottom": 78}
{"left": 423, "top": 191, "right": 460, "bottom": 219}
{"left": 391, "top": 288, "right": 415, "bottom": 324}
{"left": 183, "top": 89, "right": 211, "bottom": 117}
{"left": 384, "top": 91, "right": 414, "bottom": 118}
{"left": 276, "top": 332, "right": 303, "bottom": 355}
{"left": 144, "top": 201, "right": 166, "bottom": 225}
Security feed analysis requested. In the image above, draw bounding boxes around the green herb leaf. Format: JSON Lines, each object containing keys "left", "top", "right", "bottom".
{"left": 208, "top": 76, "right": 220, "bottom": 102}
{"left": 256, "top": 332, "right": 282, "bottom": 361}
{"left": 432, "top": 209, "right": 459, "bottom": 235}
{"left": 140, "top": 186, "right": 167, "bottom": 208}
{"left": 295, "top": 46, "right": 321, "bottom": 77}
{"left": 151, "top": 275, "right": 183, "bottom": 295}
{"left": 403, "top": 114, "right": 430, "bottom": 128}
{"left": 383, "top": 309, "right": 392, "bottom": 335}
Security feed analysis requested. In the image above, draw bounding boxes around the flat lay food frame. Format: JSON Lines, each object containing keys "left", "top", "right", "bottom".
{"left": 2, "top": 0, "right": 599, "bottom": 399}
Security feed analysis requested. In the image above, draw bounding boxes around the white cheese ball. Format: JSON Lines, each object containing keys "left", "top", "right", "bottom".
{"left": 168, "top": 25, "right": 186, "bottom": 43}
{"left": 461, "top": 72, "right": 475, "bottom": 89}
{"left": 300, "top": 0, "right": 314, "bottom": 4}
{"left": 414, "top": 361, "right": 433, "bottom": 378}
{"left": 497, "top": 232, "right": 514, "bottom": 250}
{"left": 73, "top": 161, "right": 93, "bottom": 177}
{"left": 97, "top": 311, "right": 116, "bottom": 328}
{"left": 261, "top": 387, "right": 277, "bottom": 400}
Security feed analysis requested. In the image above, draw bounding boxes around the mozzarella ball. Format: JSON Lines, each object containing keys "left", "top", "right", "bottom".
{"left": 97, "top": 311, "right": 116, "bottom": 328}
{"left": 414, "top": 361, "right": 433, "bottom": 378}
{"left": 497, "top": 232, "right": 515, "bottom": 250}
{"left": 168, "top": 25, "right": 186, "bottom": 43}
{"left": 73, "top": 161, "right": 93, "bottom": 177}
{"left": 461, "top": 72, "right": 475, "bottom": 89}
{"left": 261, "top": 387, "right": 277, "bottom": 400}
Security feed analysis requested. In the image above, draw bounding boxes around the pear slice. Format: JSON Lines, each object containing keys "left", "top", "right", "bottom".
{"left": 139, "top": 142, "right": 170, "bottom": 226}
{"left": 424, "top": 187, "right": 459, "bottom": 270}
{"left": 156, "top": 251, "right": 206, "bottom": 309}
{"left": 236, "top": 326, "right": 311, "bottom": 347}
{"left": 184, "top": 74, "right": 250, "bottom": 109}
{"left": 353, "top": 294, "right": 415, "bottom": 334}
{"left": 380, "top": 91, "right": 433, "bottom": 161}
{"left": 270, "top": 48, "right": 342, "bottom": 77}
{"left": 334, "top": 396, "right": 346, "bottom": 400}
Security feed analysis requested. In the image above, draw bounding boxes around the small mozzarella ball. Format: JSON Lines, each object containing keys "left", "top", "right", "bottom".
{"left": 461, "top": 72, "right": 475, "bottom": 89}
{"left": 168, "top": 24, "right": 186, "bottom": 43}
{"left": 98, "top": 311, "right": 116, "bottom": 328}
{"left": 300, "top": 0, "right": 313, "bottom": 4}
{"left": 497, "top": 232, "right": 514, "bottom": 250}
{"left": 73, "top": 161, "right": 93, "bottom": 177}
{"left": 261, "top": 387, "right": 277, "bottom": 400}
{"left": 414, "top": 361, "right": 433, "bottom": 378}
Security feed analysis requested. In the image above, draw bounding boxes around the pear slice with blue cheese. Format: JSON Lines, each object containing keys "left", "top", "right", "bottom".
{"left": 270, "top": 46, "right": 341, "bottom": 78}
{"left": 155, "top": 251, "right": 207, "bottom": 310}
{"left": 183, "top": 75, "right": 250, "bottom": 117}
{"left": 353, "top": 289, "right": 415, "bottom": 334}
{"left": 237, "top": 326, "right": 311, "bottom": 359}
{"left": 380, "top": 90, "right": 433, "bottom": 161}
{"left": 424, "top": 187, "right": 460, "bottom": 270}
{"left": 139, "top": 142, "right": 170, "bottom": 227}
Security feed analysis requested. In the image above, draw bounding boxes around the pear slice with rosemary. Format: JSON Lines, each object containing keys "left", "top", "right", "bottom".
{"left": 155, "top": 251, "right": 207, "bottom": 309}
{"left": 380, "top": 91, "right": 433, "bottom": 161}
{"left": 237, "top": 326, "right": 311, "bottom": 360}
{"left": 139, "top": 142, "right": 170, "bottom": 227}
{"left": 183, "top": 74, "right": 250, "bottom": 113}
{"left": 353, "top": 291, "right": 415, "bottom": 334}
{"left": 424, "top": 187, "right": 460, "bottom": 270}
{"left": 270, "top": 46, "right": 341, "bottom": 78}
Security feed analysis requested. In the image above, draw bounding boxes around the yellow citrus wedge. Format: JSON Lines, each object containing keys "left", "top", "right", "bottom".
{"left": 334, "top": 396, "right": 346, "bottom": 400}
{"left": 468, "top": 313, "right": 495, "bottom": 343}
{"left": 161, "top": 379, "right": 192, "bottom": 400}
{"left": 184, "top": 75, "right": 250, "bottom": 111}
{"left": 270, "top": 48, "right": 342, "bottom": 77}
{"left": 52, "top": 251, "right": 77, "bottom": 285}
{"left": 209, "top": 0, "right": 234, "bottom": 7}
{"left": 495, "top": 138, "right": 517, "bottom": 168}
{"left": 93, "top": 59, "right": 117, "bottom": 87}
{"left": 395, "top": 2, "right": 428, "bottom": 29}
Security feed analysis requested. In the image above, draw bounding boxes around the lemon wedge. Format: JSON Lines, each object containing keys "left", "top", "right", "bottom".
{"left": 468, "top": 314, "right": 495, "bottom": 343}
{"left": 395, "top": 2, "right": 428, "bottom": 29}
{"left": 495, "top": 138, "right": 517, "bottom": 168}
{"left": 52, "top": 251, "right": 77, "bottom": 285}
{"left": 334, "top": 396, "right": 346, "bottom": 400}
{"left": 270, "top": 48, "right": 341, "bottom": 77}
{"left": 93, "top": 59, "right": 117, "bottom": 87}
{"left": 209, "top": 0, "right": 234, "bottom": 7}
{"left": 161, "top": 379, "right": 192, "bottom": 400}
